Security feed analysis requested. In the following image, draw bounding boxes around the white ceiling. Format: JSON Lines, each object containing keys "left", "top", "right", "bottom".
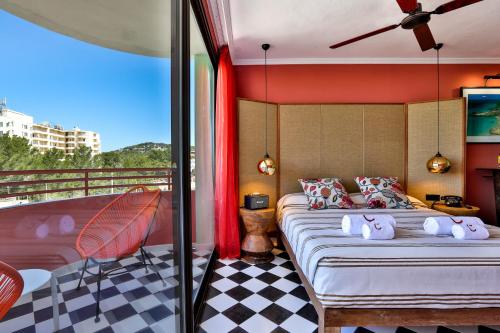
{"left": 210, "top": 0, "right": 500, "bottom": 64}
{"left": 0, "top": 0, "right": 207, "bottom": 58}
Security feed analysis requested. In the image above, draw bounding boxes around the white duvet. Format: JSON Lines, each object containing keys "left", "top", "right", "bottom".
{"left": 278, "top": 193, "right": 500, "bottom": 309}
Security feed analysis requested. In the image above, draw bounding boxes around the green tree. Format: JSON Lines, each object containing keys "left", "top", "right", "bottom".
{"left": 70, "top": 145, "right": 93, "bottom": 168}
{"left": 147, "top": 149, "right": 170, "bottom": 167}
{"left": 40, "top": 148, "right": 65, "bottom": 169}
{"left": 0, "top": 134, "right": 38, "bottom": 170}
{"left": 122, "top": 151, "right": 151, "bottom": 168}
{"left": 96, "top": 151, "right": 122, "bottom": 168}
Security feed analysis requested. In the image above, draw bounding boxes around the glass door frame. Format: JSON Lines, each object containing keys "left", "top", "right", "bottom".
{"left": 172, "top": 1, "right": 218, "bottom": 332}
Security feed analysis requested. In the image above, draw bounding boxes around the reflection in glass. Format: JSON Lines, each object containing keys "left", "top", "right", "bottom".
{"left": 190, "top": 8, "right": 215, "bottom": 300}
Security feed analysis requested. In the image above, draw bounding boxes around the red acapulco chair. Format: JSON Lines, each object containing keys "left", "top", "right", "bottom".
{"left": 0, "top": 261, "right": 24, "bottom": 321}
{"left": 75, "top": 185, "right": 162, "bottom": 322}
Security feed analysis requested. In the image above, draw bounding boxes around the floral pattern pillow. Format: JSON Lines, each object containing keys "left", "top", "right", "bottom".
{"left": 354, "top": 177, "right": 414, "bottom": 209}
{"left": 298, "top": 178, "right": 353, "bottom": 210}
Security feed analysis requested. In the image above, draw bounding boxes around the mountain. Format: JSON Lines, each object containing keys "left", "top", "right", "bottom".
{"left": 113, "top": 142, "right": 171, "bottom": 153}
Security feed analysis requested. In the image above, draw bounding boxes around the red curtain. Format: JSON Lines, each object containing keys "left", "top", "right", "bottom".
{"left": 214, "top": 46, "right": 240, "bottom": 258}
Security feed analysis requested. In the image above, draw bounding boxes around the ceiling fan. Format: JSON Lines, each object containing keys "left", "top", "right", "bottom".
{"left": 329, "top": 0, "right": 483, "bottom": 52}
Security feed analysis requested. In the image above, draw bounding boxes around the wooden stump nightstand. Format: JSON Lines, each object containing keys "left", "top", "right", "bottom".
{"left": 432, "top": 203, "right": 480, "bottom": 217}
{"left": 240, "top": 207, "right": 275, "bottom": 264}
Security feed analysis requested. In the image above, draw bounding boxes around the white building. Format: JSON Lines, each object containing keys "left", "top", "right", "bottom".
{"left": 0, "top": 98, "right": 101, "bottom": 156}
{"left": 0, "top": 98, "right": 33, "bottom": 141}
{"left": 65, "top": 127, "right": 101, "bottom": 156}
{"left": 32, "top": 122, "right": 66, "bottom": 153}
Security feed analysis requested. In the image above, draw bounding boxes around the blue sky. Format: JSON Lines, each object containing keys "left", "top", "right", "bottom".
{"left": 0, "top": 10, "right": 172, "bottom": 151}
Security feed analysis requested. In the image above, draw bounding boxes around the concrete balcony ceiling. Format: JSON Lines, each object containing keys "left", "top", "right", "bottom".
{"left": 0, "top": 0, "right": 206, "bottom": 58}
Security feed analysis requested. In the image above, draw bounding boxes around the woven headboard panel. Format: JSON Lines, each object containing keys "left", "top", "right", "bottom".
{"left": 238, "top": 99, "right": 278, "bottom": 207}
{"left": 279, "top": 104, "right": 406, "bottom": 196}
{"left": 407, "top": 98, "right": 466, "bottom": 203}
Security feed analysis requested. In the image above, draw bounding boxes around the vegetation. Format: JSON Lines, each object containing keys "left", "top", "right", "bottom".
{"left": 0, "top": 135, "right": 172, "bottom": 202}
{"left": 0, "top": 135, "right": 171, "bottom": 170}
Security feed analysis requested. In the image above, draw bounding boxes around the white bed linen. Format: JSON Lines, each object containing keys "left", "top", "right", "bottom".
{"left": 277, "top": 193, "right": 500, "bottom": 309}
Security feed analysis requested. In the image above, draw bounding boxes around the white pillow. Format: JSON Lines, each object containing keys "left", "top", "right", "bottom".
{"left": 407, "top": 195, "right": 427, "bottom": 208}
{"left": 279, "top": 192, "right": 367, "bottom": 209}
{"left": 277, "top": 193, "right": 308, "bottom": 209}
{"left": 349, "top": 192, "right": 367, "bottom": 207}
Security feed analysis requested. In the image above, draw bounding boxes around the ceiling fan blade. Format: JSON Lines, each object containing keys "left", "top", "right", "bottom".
{"left": 432, "top": 0, "right": 482, "bottom": 14}
{"left": 413, "top": 23, "right": 436, "bottom": 51}
{"left": 329, "top": 24, "right": 400, "bottom": 49}
{"left": 396, "top": 0, "right": 418, "bottom": 13}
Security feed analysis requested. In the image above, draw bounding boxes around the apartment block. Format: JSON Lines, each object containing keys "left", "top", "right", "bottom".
{"left": 65, "top": 127, "right": 101, "bottom": 156}
{"left": 0, "top": 99, "right": 33, "bottom": 140}
{"left": 0, "top": 98, "right": 101, "bottom": 155}
{"left": 32, "top": 123, "right": 66, "bottom": 153}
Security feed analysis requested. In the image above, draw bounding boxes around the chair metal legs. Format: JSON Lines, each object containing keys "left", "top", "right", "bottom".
{"left": 140, "top": 247, "right": 149, "bottom": 274}
{"left": 75, "top": 258, "right": 101, "bottom": 322}
{"left": 75, "top": 248, "right": 164, "bottom": 323}
{"left": 76, "top": 258, "right": 89, "bottom": 290}
{"left": 95, "top": 264, "right": 102, "bottom": 322}
{"left": 141, "top": 247, "right": 166, "bottom": 287}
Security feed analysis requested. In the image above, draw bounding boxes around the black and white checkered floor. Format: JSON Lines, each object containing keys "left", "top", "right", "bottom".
{"left": 197, "top": 248, "right": 317, "bottom": 333}
{"left": 0, "top": 245, "right": 211, "bottom": 333}
{"left": 196, "top": 248, "right": 500, "bottom": 333}
{"left": 2, "top": 246, "right": 500, "bottom": 333}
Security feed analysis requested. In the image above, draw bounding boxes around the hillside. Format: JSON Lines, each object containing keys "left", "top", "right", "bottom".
{"left": 113, "top": 142, "right": 171, "bottom": 153}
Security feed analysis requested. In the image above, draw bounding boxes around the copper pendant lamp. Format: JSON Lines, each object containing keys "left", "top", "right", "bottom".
{"left": 427, "top": 43, "right": 451, "bottom": 174}
{"left": 257, "top": 43, "right": 276, "bottom": 176}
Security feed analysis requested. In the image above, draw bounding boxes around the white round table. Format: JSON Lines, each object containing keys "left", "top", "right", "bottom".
{"left": 19, "top": 269, "right": 51, "bottom": 296}
{"left": 19, "top": 269, "right": 59, "bottom": 331}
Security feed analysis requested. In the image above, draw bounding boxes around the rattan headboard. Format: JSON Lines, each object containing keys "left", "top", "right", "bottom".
{"left": 406, "top": 98, "right": 466, "bottom": 202}
{"left": 278, "top": 104, "right": 406, "bottom": 196}
{"left": 237, "top": 98, "right": 466, "bottom": 206}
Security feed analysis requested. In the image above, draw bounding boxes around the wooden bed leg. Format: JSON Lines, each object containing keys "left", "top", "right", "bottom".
{"left": 319, "top": 322, "right": 341, "bottom": 333}
{"left": 276, "top": 234, "right": 285, "bottom": 250}
{"left": 318, "top": 309, "right": 341, "bottom": 333}
{"left": 318, "top": 311, "right": 341, "bottom": 333}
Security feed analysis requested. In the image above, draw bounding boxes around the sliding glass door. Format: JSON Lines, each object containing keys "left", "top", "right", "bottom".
{"left": 190, "top": 7, "right": 216, "bottom": 302}
{"left": 0, "top": 0, "right": 216, "bottom": 332}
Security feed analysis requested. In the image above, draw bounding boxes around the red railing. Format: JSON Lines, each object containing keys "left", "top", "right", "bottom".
{"left": 0, "top": 168, "right": 173, "bottom": 199}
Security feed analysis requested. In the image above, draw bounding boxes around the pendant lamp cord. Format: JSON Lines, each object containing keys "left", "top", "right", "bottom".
{"left": 264, "top": 48, "right": 268, "bottom": 156}
{"left": 436, "top": 46, "right": 440, "bottom": 154}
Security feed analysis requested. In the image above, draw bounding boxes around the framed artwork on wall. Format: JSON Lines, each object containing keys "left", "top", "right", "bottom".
{"left": 461, "top": 87, "right": 500, "bottom": 143}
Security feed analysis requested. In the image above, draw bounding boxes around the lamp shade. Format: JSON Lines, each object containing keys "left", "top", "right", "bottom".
{"left": 426, "top": 152, "right": 451, "bottom": 174}
{"left": 257, "top": 154, "right": 276, "bottom": 176}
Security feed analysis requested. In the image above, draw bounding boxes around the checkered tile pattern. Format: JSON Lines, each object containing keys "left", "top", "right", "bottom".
{"left": 197, "top": 249, "right": 317, "bottom": 333}
{"left": 197, "top": 248, "right": 500, "bottom": 333}
{"left": 0, "top": 245, "right": 211, "bottom": 333}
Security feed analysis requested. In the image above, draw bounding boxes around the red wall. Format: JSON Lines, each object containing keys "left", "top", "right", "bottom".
{"left": 235, "top": 64, "right": 500, "bottom": 224}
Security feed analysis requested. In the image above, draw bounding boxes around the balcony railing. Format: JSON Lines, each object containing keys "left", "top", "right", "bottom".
{"left": 0, "top": 167, "right": 173, "bottom": 200}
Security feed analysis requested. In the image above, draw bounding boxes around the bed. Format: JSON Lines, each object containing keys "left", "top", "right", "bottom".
{"left": 277, "top": 193, "right": 500, "bottom": 333}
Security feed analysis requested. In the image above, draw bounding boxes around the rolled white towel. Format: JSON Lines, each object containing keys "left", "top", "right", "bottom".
{"left": 424, "top": 216, "right": 484, "bottom": 235}
{"left": 451, "top": 223, "right": 489, "bottom": 240}
{"left": 342, "top": 214, "right": 396, "bottom": 235}
{"left": 361, "top": 221, "right": 395, "bottom": 240}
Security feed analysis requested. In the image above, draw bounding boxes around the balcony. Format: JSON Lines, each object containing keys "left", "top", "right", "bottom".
{"left": 0, "top": 168, "right": 208, "bottom": 332}
{"left": 0, "top": 168, "right": 178, "bottom": 269}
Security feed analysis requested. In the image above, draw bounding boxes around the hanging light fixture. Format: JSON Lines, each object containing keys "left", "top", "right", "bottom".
{"left": 257, "top": 43, "right": 277, "bottom": 176}
{"left": 427, "top": 43, "right": 451, "bottom": 174}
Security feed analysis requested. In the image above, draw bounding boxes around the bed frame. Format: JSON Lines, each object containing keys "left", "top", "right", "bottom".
{"left": 239, "top": 98, "right": 495, "bottom": 330}
{"left": 279, "top": 229, "right": 500, "bottom": 333}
